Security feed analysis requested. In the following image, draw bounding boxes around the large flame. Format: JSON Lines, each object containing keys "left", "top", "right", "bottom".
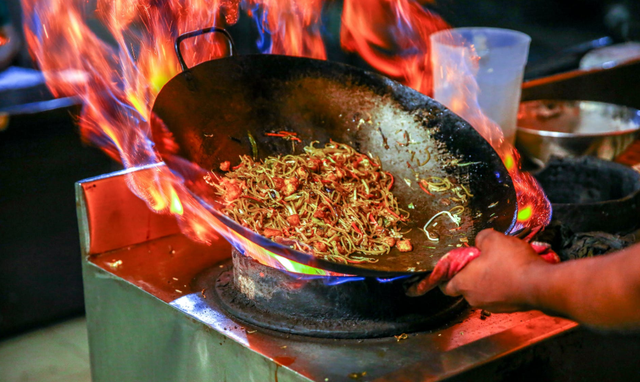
{"left": 23, "top": 0, "right": 549, "bottom": 275}
{"left": 341, "top": 0, "right": 448, "bottom": 96}
{"left": 245, "top": 0, "right": 326, "bottom": 58}
{"left": 428, "top": 33, "right": 551, "bottom": 230}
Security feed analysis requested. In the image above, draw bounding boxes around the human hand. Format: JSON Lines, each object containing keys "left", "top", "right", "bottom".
{"left": 438, "top": 229, "right": 552, "bottom": 312}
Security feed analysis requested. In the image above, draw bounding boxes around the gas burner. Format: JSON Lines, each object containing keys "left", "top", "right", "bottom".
{"left": 209, "top": 249, "right": 466, "bottom": 339}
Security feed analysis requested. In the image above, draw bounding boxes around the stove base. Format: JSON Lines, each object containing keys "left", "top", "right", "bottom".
{"left": 78, "top": 167, "right": 592, "bottom": 382}
{"left": 210, "top": 256, "right": 467, "bottom": 339}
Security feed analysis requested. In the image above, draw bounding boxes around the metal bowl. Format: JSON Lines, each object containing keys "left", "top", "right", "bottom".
{"left": 516, "top": 100, "right": 640, "bottom": 167}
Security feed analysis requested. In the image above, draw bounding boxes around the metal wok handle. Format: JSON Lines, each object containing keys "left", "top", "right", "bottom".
{"left": 175, "top": 27, "right": 235, "bottom": 72}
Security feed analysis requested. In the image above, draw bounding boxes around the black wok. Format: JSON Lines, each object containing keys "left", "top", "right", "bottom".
{"left": 151, "top": 28, "right": 517, "bottom": 277}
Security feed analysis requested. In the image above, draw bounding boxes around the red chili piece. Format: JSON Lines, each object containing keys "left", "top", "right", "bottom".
{"left": 351, "top": 222, "right": 363, "bottom": 235}
{"left": 387, "top": 172, "right": 395, "bottom": 190}
{"left": 242, "top": 195, "right": 262, "bottom": 203}
{"left": 419, "top": 180, "right": 433, "bottom": 196}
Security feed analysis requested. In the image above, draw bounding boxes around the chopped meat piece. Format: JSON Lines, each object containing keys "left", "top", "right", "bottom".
{"left": 273, "top": 177, "right": 285, "bottom": 190}
{"left": 396, "top": 239, "right": 413, "bottom": 252}
{"left": 287, "top": 214, "right": 301, "bottom": 227}
{"left": 384, "top": 237, "right": 396, "bottom": 247}
{"left": 296, "top": 167, "right": 308, "bottom": 179}
{"left": 315, "top": 228, "right": 325, "bottom": 237}
{"left": 283, "top": 177, "right": 299, "bottom": 196}
{"left": 314, "top": 241, "right": 328, "bottom": 252}
{"left": 221, "top": 178, "right": 243, "bottom": 202}
{"left": 313, "top": 206, "right": 326, "bottom": 219}
{"left": 263, "top": 228, "right": 282, "bottom": 238}
{"left": 219, "top": 161, "right": 231, "bottom": 172}
{"left": 306, "top": 158, "right": 322, "bottom": 171}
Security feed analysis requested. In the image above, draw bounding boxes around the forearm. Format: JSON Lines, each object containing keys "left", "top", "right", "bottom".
{"left": 525, "top": 242, "right": 640, "bottom": 330}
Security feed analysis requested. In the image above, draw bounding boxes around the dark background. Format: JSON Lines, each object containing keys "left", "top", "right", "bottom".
{"left": 1, "top": 0, "right": 637, "bottom": 338}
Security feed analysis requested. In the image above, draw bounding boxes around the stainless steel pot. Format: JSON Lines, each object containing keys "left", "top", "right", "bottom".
{"left": 516, "top": 100, "right": 640, "bottom": 167}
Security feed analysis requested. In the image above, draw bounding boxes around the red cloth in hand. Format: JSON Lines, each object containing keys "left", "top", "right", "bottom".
{"left": 530, "top": 241, "right": 561, "bottom": 264}
{"left": 410, "top": 241, "right": 560, "bottom": 296}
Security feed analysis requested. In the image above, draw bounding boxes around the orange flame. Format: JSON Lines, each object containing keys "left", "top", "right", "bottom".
{"left": 245, "top": 0, "right": 326, "bottom": 58}
{"left": 341, "top": 0, "right": 449, "bottom": 96}
{"left": 427, "top": 31, "right": 551, "bottom": 229}
{"left": 23, "top": 0, "right": 548, "bottom": 275}
{"left": 22, "top": 0, "right": 339, "bottom": 275}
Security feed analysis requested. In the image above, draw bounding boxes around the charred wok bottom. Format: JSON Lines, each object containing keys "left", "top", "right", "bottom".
{"left": 211, "top": 250, "right": 467, "bottom": 339}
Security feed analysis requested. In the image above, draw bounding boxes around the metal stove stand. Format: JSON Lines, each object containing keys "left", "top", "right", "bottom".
{"left": 77, "top": 165, "right": 640, "bottom": 382}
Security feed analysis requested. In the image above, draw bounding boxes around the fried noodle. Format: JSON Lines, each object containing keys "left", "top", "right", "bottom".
{"left": 209, "top": 141, "right": 413, "bottom": 264}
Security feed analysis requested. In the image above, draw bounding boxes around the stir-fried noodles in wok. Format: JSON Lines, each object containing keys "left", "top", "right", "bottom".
{"left": 209, "top": 141, "right": 413, "bottom": 264}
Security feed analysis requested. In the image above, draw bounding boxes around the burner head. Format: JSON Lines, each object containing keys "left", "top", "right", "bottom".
{"left": 210, "top": 250, "right": 466, "bottom": 339}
